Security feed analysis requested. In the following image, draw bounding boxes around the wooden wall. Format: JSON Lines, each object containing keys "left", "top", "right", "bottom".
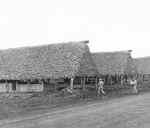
{"left": 16, "top": 84, "right": 43, "bottom": 92}
{"left": 0, "top": 83, "right": 43, "bottom": 93}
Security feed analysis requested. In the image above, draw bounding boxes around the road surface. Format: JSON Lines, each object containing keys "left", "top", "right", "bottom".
{"left": 1, "top": 93, "right": 150, "bottom": 128}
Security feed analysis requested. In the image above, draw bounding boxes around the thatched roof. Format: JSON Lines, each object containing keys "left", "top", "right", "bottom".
{"left": 92, "top": 50, "right": 137, "bottom": 75}
{"left": 134, "top": 57, "right": 150, "bottom": 74}
{"left": 0, "top": 40, "right": 98, "bottom": 80}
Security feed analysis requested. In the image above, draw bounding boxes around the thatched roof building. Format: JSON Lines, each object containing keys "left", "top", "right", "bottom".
{"left": 92, "top": 50, "right": 137, "bottom": 75}
{"left": 134, "top": 57, "right": 150, "bottom": 74}
{"left": 0, "top": 40, "right": 98, "bottom": 80}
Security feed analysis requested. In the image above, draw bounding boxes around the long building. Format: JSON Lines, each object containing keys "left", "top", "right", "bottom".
{"left": 92, "top": 50, "right": 137, "bottom": 85}
{"left": 0, "top": 40, "right": 99, "bottom": 92}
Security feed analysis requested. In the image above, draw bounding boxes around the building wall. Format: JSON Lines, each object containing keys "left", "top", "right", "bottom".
{"left": 0, "top": 83, "right": 7, "bottom": 92}
{"left": 0, "top": 83, "right": 43, "bottom": 92}
{"left": 0, "top": 83, "right": 12, "bottom": 92}
{"left": 16, "top": 84, "right": 43, "bottom": 92}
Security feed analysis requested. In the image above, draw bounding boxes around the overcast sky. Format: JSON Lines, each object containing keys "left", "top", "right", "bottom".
{"left": 0, "top": 0, "right": 150, "bottom": 58}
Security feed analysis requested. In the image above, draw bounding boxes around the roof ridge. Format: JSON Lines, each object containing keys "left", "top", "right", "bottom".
{"left": 92, "top": 50, "right": 132, "bottom": 54}
{"left": 134, "top": 56, "right": 150, "bottom": 60}
{"left": 0, "top": 40, "right": 89, "bottom": 52}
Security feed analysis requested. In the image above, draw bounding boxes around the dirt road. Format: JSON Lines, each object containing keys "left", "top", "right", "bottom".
{"left": 1, "top": 93, "right": 150, "bottom": 128}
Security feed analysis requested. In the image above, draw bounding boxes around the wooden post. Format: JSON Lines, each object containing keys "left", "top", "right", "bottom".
{"left": 16, "top": 81, "right": 18, "bottom": 92}
{"left": 116, "top": 74, "right": 118, "bottom": 84}
{"left": 82, "top": 77, "right": 86, "bottom": 98}
{"left": 80, "top": 77, "right": 83, "bottom": 89}
{"left": 121, "top": 75, "right": 124, "bottom": 86}
{"left": 5, "top": 80, "right": 9, "bottom": 93}
{"left": 110, "top": 75, "right": 112, "bottom": 85}
{"left": 40, "top": 79, "right": 46, "bottom": 92}
{"left": 95, "top": 77, "right": 99, "bottom": 89}
{"left": 108, "top": 75, "right": 112, "bottom": 85}
{"left": 136, "top": 73, "right": 139, "bottom": 79}
{"left": 27, "top": 80, "right": 30, "bottom": 92}
{"left": 83, "top": 77, "right": 86, "bottom": 91}
{"left": 140, "top": 74, "right": 142, "bottom": 84}
{"left": 70, "top": 77, "right": 74, "bottom": 90}
{"left": 95, "top": 76, "right": 97, "bottom": 89}
{"left": 142, "top": 74, "right": 144, "bottom": 84}
{"left": 95, "top": 76, "right": 98, "bottom": 95}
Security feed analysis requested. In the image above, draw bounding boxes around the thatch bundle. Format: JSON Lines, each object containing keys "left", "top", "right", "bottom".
{"left": 0, "top": 40, "right": 98, "bottom": 80}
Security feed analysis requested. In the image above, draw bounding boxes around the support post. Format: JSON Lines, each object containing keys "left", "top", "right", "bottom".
{"left": 80, "top": 77, "right": 83, "bottom": 89}
{"left": 16, "top": 81, "right": 18, "bottom": 92}
{"left": 70, "top": 77, "right": 74, "bottom": 90}
{"left": 83, "top": 77, "right": 86, "bottom": 91}
{"left": 110, "top": 75, "right": 112, "bottom": 85}
{"left": 142, "top": 74, "right": 144, "bottom": 84}
{"left": 41, "top": 79, "right": 46, "bottom": 92}
{"left": 95, "top": 76, "right": 98, "bottom": 89}
{"left": 108, "top": 75, "right": 112, "bottom": 85}
{"left": 121, "top": 75, "right": 123, "bottom": 85}
{"left": 27, "top": 80, "right": 31, "bottom": 92}
{"left": 116, "top": 74, "right": 119, "bottom": 84}
{"left": 5, "top": 80, "right": 9, "bottom": 93}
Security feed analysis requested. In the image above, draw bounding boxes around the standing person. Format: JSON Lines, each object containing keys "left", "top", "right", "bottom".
{"left": 97, "top": 78, "right": 105, "bottom": 96}
{"left": 130, "top": 78, "right": 138, "bottom": 94}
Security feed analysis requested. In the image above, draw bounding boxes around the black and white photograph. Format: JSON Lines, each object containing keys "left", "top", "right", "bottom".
{"left": 0, "top": 0, "right": 150, "bottom": 128}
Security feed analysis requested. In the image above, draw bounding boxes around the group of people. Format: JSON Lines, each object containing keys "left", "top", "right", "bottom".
{"left": 96, "top": 77, "right": 138, "bottom": 96}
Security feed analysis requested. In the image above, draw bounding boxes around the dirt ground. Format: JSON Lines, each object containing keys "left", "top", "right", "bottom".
{"left": 0, "top": 92, "right": 150, "bottom": 128}
{"left": 0, "top": 86, "right": 133, "bottom": 120}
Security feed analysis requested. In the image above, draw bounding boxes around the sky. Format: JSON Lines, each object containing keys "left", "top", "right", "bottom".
{"left": 0, "top": 0, "right": 150, "bottom": 58}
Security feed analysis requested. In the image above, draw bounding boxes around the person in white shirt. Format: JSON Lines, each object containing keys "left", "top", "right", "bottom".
{"left": 97, "top": 78, "right": 105, "bottom": 96}
{"left": 130, "top": 78, "right": 138, "bottom": 94}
